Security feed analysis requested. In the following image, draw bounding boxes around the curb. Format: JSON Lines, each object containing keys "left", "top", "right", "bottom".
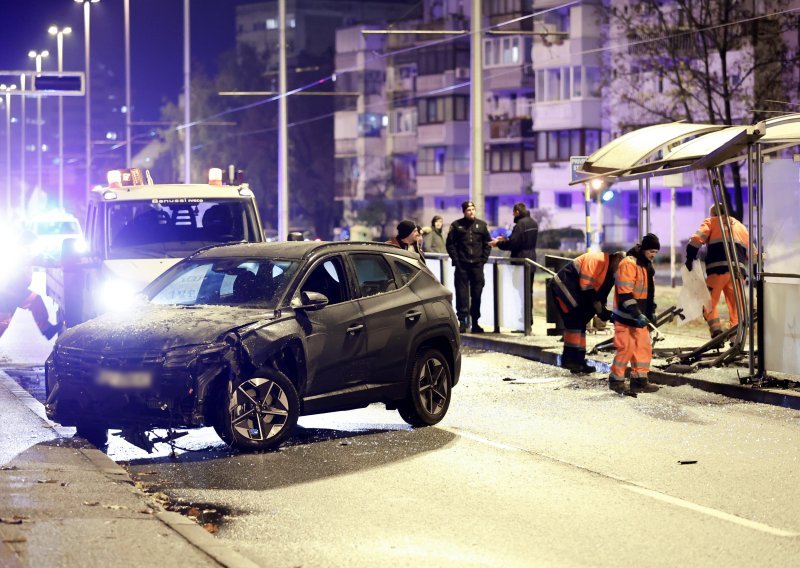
{"left": 461, "top": 335, "right": 800, "bottom": 411}
{"left": 0, "top": 371, "right": 258, "bottom": 568}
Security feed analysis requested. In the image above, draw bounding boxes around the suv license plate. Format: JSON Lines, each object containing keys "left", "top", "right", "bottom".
{"left": 96, "top": 369, "right": 153, "bottom": 389}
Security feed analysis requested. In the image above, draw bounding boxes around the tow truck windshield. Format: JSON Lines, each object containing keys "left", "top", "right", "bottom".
{"left": 107, "top": 199, "right": 260, "bottom": 259}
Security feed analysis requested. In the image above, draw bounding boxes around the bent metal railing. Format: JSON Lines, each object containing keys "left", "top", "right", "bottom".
{"left": 423, "top": 253, "right": 548, "bottom": 336}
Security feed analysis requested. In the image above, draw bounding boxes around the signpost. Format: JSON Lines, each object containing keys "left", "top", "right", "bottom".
{"left": 571, "top": 156, "right": 590, "bottom": 249}
{"left": 0, "top": 71, "right": 84, "bottom": 95}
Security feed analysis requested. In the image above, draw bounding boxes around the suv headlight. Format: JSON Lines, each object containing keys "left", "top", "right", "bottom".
{"left": 163, "top": 343, "right": 228, "bottom": 368}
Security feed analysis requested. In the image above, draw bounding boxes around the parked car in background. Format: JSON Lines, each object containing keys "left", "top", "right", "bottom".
{"left": 45, "top": 241, "right": 461, "bottom": 452}
{"left": 27, "top": 211, "right": 85, "bottom": 263}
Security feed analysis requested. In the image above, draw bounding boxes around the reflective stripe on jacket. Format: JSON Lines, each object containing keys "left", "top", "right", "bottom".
{"left": 554, "top": 252, "right": 613, "bottom": 311}
{"left": 613, "top": 255, "right": 649, "bottom": 326}
{"left": 687, "top": 216, "right": 750, "bottom": 275}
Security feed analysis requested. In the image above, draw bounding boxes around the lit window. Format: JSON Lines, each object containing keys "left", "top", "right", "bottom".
{"left": 266, "top": 18, "right": 278, "bottom": 30}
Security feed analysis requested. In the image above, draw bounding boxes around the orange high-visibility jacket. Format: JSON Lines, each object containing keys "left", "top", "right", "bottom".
{"left": 687, "top": 216, "right": 750, "bottom": 275}
{"left": 613, "top": 255, "right": 651, "bottom": 327}
{"left": 554, "top": 252, "right": 614, "bottom": 311}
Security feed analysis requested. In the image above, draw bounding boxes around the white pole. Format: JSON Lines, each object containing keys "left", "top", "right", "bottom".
{"left": 3, "top": 87, "right": 12, "bottom": 215}
{"left": 670, "top": 186, "right": 676, "bottom": 287}
{"left": 20, "top": 74, "right": 26, "bottom": 210}
{"left": 34, "top": 53, "right": 46, "bottom": 198}
{"left": 124, "top": 0, "right": 132, "bottom": 168}
{"left": 183, "top": 0, "right": 191, "bottom": 183}
{"left": 278, "top": 0, "right": 289, "bottom": 239}
{"left": 57, "top": 32, "right": 66, "bottom": 208}
{"left": 470, "top": 0, "right": 484, "bottom": 217}
{"left": 84, "top": 1, "right": 92, "bottom": 194}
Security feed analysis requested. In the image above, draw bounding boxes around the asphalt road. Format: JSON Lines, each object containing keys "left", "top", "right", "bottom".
{"left": 113, "top": 349, "right": 800, "bottom": 568}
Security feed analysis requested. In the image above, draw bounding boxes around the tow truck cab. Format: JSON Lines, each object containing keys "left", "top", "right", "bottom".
{"left": 48, "top": 168, "right": 265, "bottom": 326}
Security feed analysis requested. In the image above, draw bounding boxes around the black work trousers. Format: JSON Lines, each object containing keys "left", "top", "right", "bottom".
{"left": 559, "top": 305, "right": 595, "bottom": 367}
{"left": 454, "top": 263, "right": 485, "bottom": 323}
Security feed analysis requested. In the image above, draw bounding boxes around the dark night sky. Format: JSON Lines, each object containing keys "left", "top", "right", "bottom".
{"left": 0, "top": 0, "right": 259, "bottom": 121}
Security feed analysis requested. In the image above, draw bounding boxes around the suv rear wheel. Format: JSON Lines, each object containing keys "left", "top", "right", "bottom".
{"left": 398, "top": 348, "right": 452, "bottom": 426}
{"left": 215, "top": 369, "right": 299, "bottom": 451}
{"left": 75, "top": 420, "right": 109, "bottom": 447}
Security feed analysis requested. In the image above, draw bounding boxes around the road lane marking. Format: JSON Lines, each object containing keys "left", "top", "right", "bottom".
{"left": 439, "top": 426, "right": 522, "bottom": 452}
{"left": 624, "top": 486, "right": 799, "bottom": 537}
{"left": 440, "top": 424, "right": 800, "bottom": 538}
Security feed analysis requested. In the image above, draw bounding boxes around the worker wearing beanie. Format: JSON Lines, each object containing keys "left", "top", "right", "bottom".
{"left": 387, "top": 219, "right": 424, "bottom": 262}
{"left": 446, "top": 201, "right": 491, "bottom": 333}
{"left": 685, "top": 204, "right": 752, "bottom": 338}
{"left": 609, "top": 233, "right": 661, "bottom": 394}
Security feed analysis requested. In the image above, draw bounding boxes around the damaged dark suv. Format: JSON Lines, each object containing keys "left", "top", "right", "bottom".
{"left": 45, "top": 241, "right": 461, "bottom": 451}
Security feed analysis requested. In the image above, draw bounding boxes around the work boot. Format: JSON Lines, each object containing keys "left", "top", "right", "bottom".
{"left": 458, "top": 319, "right": 468, "bottom": 334}
{"left": 470, "top": 324, "right": 485, "bottom": 334}
{"left": 567, "top": 363, "right": 596, "bottom": 375}
{"left": 608, "top": 377, "right": 627, "bottom": 393}
{"left": 630, "top": 376, "right": 659, "bottom": 393}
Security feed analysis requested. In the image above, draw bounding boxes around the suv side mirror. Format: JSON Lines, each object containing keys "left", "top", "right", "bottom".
{"left": 291, "top": 291, "right": 329, "bottom": 311}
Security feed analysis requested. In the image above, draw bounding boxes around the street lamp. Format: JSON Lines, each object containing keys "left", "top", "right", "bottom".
{"left": 75, "top": 0, "right": 100, "bottom": 195}
{"left": 49, "top": 25, "right": 72, "bottom": 209}
{"left": 0, "top": 84, "right": 16, "bottom": 216}
{"left": 28, "top": 50, "right": 49, "bottom": 200}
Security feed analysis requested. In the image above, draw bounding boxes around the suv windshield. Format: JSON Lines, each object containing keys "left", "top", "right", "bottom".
{"left": 148, "top": 258, "right": 299, "bottom": 308}
{"left": 107, "top": 199, "right": 260, "bottom": 259}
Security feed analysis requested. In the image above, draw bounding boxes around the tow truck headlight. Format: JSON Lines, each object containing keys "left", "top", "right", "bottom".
{"left": 98, "top": 278, "right": 140, "bottom": 313}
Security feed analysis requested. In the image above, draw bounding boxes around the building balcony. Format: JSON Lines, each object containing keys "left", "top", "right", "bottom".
{"left": 484, "top": 65, "right": 534, "bottom": 91}
{"left": 486, "top": 172, "right": 530, "bottom": 196}
{"left": 335, "top": 137, "right": 357, "bottom": 157}
{"left": 417, "top": 122, "right": 470, "bottom": 146}
{"left": 417, "top": 173, "right": 470, "bottom": 197}
{"left": 532, "top": 99, "right": 602, "bottom": 130}
{"left": 487, "top": 118, "right": 533, "bottom": 142}
{"left": 389, "top": 134, "right": 417, "bottom": 154}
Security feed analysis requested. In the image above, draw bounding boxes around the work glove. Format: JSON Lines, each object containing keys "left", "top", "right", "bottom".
{"left": 685, "top": 259, "right": 693, "bottom": 271}
{"left": 592, "top": 300, "right": 604, "bottom": 316}
{"left": 599, "top": 307, "right": 612, "bottom": 322}
{"left": 635, "top": 314, "right": 649, "bottom": 328}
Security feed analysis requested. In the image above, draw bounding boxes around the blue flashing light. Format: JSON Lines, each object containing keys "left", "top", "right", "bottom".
{"left": 601, "top": 189, "right": 615, "bottom": 202}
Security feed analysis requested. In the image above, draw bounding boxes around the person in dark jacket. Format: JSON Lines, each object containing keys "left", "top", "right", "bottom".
{"left": 552, "top": 251, "right": 624, "bottom": 374}
{"left": 386, "top": 219, "right": 424, "bottom": 262}
{"left": 423, "top": 215, "right": 447, "bottom": 253}
{"left": 491, "top": 202, "right": 538, "bottom": 281}
{"left": 446, "top": 201, "right": 491, "bottom": 333}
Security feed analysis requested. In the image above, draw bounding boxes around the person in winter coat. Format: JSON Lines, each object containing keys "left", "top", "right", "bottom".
{"left": 386, "top": 219, "right": 424, "bottom": 262}
{"left": 423, "top": 215, "right": 447, "bottom": 253}
{"left": 491, "top": 202, "right": 538, "bottom": 267}
{"left": 446, "top": 201, "right": 492, "bottom": 333}
{"left": 609, "top": 233, "right": 661, "bottom": 394}
{"left": 552, "top": 251, "right": 624, "bottom": 374}
{"left": 685, "top": 204, "right": 752, "bottom": 338}
{"left": 0, "top": 232, "right": 62, "bottom": 341}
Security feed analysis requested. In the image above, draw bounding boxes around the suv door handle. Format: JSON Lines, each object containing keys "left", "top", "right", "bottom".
{"left": 346, "top": 323, "right": 365, "bottom": 335}
{"left": 405, "top": 310, "right": 422, "bottom": 322}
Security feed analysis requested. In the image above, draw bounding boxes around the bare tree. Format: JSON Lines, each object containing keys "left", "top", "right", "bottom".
{"left": 607, "top": 0, "right": 800, "bottom": 219}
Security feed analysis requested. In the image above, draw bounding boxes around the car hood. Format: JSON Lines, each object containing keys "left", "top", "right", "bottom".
{"left": 57, "top": 304, "right": 277, "bottom": 352}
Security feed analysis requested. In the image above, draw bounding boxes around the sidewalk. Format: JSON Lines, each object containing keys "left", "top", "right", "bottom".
{"left": 462, "top": 312, "right": 800, "bottom": 410}
{"left": 0, "top": 371, "right": 256, "bottom": 568}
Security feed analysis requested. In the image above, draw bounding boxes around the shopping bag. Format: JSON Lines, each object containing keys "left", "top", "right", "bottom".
{"left": 678, "top": 260, "right": 712, "bottom": 325}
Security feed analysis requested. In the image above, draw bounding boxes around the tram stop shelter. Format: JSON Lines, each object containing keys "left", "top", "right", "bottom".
{"left": 571, "top": 114, "right": 800, "bottom": 383}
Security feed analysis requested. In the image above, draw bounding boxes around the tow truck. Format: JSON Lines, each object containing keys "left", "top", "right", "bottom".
{"left": 47, "top": 167, "right": 265, "bottom": 327}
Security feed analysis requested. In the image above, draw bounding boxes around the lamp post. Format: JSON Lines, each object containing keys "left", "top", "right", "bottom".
{"left": 49, "top": 25, "right": 72, "bottom": 209}
{"left": 75, "top": 0, "right": 99, "bottom": 194}
{"left": 0, "top": 84, "right": 16, "bottom": 216}
{"left": 28, "top": 49, "right": 49, "bottom": 200}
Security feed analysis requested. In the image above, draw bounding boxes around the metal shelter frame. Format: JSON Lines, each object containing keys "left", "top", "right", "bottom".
{"left": 570, "top": 115, "right": 800, "bottom": 382}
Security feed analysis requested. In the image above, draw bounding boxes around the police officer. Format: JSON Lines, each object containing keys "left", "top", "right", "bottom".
{"left": 446, "top": 201, "right": 491, "bottom": 333}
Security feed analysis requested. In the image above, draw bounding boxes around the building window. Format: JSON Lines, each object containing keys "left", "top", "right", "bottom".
{"left": 266, "top": 18, "right": 278, "bottom": 30}
{"left": 527, "top": 193, "right": 539, "bottom": 209}
{"left": 652, "top": 191, "right": 662, "bottom": 208}
{"left": 556, "top": 192, "right": 573, "bottom": 209}
{"left": 417, "top": 96, "right": 469, "bottom": 125}
{"left": 358, "top": 113, "right": 383, "bottom": 137}
{"left": 676, "top": 191, "right": 693, "bottom": 207}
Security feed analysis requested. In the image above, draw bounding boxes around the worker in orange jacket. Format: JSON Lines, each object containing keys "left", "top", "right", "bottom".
{"left": 609, "top": 233, "right": 661, "bottom": 394}
{"left": 552, "top": 251, "right": 625, "bottom": 374}
{"left": 685, "top": 205, "right": 751, "bottom": 338}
